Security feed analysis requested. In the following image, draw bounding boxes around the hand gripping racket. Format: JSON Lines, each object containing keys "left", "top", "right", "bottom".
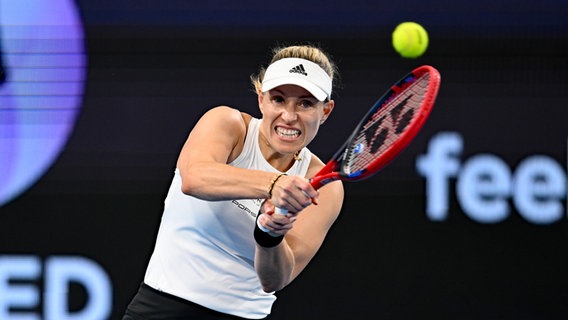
{"left": 271, "top": 65, "right": 441, "bottom": 217}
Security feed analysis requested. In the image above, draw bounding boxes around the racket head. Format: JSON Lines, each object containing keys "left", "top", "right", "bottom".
{"left": 338, "top": 65, "right": 441, "bottom": 181}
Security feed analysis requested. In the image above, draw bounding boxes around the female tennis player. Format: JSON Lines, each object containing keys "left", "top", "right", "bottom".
{"left": 123, "top": 44, "right": 344, "bottom": 319}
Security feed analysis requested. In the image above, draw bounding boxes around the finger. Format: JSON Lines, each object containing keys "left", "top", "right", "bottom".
{"left": 263, "top": 213, "right": 286, "bottom": 229}
{"left": 290, "top": 189, "right": 315, "bottom": 210}
{"left": 298, "top": 190, "right": 316, "bottom": 206}
{"left": 274, "top": 184, "right": 315, "bottom": 212}
{"left": 268, "top": 213, "right": 296, "bottom": 230}
{"left": 298, "top": 179, "right": 319, "bottom": 200}
{"left": 273, "top": 195, "right": 303, "bottom": 213}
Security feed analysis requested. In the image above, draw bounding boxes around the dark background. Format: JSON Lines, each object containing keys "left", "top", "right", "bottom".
{"left": 2, "top": 1, "right": 568, "bottom": 319}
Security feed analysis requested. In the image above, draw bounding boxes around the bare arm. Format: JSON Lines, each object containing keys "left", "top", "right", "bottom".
{"left": 176, "top": 106, "right": 276, "bottom": 200}
{"left": 254, "top": 158, "right": 344, "bottom": 292}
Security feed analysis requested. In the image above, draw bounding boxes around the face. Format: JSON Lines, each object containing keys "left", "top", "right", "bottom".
{"left": 258, "top": 84, "right": 334, "bottom": 157}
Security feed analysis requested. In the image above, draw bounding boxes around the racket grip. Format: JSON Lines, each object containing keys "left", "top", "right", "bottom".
{"left": 275, "top": 207, "right": 288, "bottom": 215}
{"left": 257, "top": 213, "right": 281, "bottom": 237}
{"left": 258, "top": 207, "right": 287, "bottom": 234}
{"left": 257, "top": 218, "right": 271, "bottom": 233}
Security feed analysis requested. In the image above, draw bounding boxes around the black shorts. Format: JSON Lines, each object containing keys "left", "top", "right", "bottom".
{"left": 123, "top": 283, "right": 262, "bottom": 320}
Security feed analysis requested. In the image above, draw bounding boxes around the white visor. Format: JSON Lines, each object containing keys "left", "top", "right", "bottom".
{"left": 261, "top": 58, "right": 332, "bottom": 101}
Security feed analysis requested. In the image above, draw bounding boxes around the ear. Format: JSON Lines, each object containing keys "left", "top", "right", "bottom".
{"left": 257, "top": 90, "right": 265, "bottom": 114}
{"left": 320, "top": 100, "right": 335, "bottom": 124}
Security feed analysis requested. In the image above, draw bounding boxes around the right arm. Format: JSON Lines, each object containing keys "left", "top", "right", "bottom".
{"left": 176, "top": 106, "right": 277, "bottom": 201}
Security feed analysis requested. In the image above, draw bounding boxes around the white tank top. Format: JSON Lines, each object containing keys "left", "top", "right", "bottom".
{"left": 144, "top": 117, "right": 312, "bottom": 319}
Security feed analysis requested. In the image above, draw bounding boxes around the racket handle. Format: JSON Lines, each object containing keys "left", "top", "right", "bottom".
{"left": 258, "top": 207, "right": 287, "bottom": 233}
{"left": 256, "top": 217, "right": 272, "bottom": 233}
{"left": 258, "top": 207, "right": 287, "bottom": 235}
{"left": 256, "top": 216, "right": 282, "bottom": 237}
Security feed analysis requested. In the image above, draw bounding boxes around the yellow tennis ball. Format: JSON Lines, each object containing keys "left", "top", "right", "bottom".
{"left": 392, "top": 22, "right": 429, "bottom": 58}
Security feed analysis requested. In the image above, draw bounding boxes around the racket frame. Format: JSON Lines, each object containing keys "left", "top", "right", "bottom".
{"left": 311, "top": 65, "right": 441, "bottom": 189}
{"left": 272, "top": 65, "right": 441, "bottom": 216}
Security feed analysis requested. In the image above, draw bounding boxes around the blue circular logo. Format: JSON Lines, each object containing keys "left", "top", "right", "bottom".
{"left": 0, "top": 0, "right": 86, "bottom": 207}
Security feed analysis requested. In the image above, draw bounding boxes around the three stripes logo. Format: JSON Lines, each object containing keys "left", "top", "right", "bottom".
{"left": 289, "top": 64, "right": 308, "bottom": 76}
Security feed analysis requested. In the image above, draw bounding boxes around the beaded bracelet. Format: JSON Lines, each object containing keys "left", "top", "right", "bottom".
{"left": 267, "top": 173, "right": 286, "bottom": 198}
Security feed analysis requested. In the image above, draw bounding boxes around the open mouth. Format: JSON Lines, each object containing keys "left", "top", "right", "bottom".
{"left": 275, "top": 126, "right": 301, "bottom": 139}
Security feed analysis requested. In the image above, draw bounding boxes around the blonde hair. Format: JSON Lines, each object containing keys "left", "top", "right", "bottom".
{"left": 250, "top": 44, "right": 339, "bottom": 98}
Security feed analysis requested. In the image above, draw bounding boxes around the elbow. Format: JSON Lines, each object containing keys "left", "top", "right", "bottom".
{"left": 260, "top": 281, "right": 284, "bottom": 293}
{"left": 179, "top": 172, "right": 220, "bottom": 201}
{"left": 180, "top": 180, "right": 208, "bottom": 200}
{"left": 179, "top": 174, "right": 196, "bottom": 196}
{"left": 177, "top": 163, "right": 204, "bottom": 196}
{"left": 179, "top": 179, "right": 195, "bottom": 196}
{"left": 262, "top": 286, "right": 275, "bottom": 293}
{"left": 179, "top": 173, "right": 207, "bottom": 198}
{"left": 258, "top": 271, "right": 290, "bottom": 293}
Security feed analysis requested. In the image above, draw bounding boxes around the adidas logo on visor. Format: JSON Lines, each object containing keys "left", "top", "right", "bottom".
{"left": 261, "top": 58, "right": 332, "bottom": 101}
{"left": 289, "top": 64, "right": 307, "bottom": 76}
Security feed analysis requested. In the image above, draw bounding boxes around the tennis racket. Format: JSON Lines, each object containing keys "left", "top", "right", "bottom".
{"left": 274, "top": 65, "right": 441, "bottom": 215}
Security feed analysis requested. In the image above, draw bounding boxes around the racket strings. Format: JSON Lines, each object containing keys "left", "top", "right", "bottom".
{"left": 344, "top": 72, "right": 431, "bottom": 175}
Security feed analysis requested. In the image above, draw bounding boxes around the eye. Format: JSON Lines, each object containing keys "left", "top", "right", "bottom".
{"left": 270, "top": 95, "right": 285, "bottom": 104}
{"left": 298, "top": 99, "right": 316, "bottom": 110}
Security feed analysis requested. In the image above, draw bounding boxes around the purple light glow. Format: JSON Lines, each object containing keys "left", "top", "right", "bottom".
{"left": 0, "top": 0, "right": 86, "bottom": 207}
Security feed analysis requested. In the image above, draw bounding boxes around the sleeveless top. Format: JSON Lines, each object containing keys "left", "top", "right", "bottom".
{"left": 144, "top": 117, "right": 312, "bottom": 319}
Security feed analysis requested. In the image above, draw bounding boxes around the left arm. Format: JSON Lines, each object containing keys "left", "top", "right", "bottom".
{"left": 254, "top": 156, "right": 344, "bottom": 292}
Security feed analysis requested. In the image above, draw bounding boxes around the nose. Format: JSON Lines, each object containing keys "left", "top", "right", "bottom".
{"left": 280, "top": 103, "right": 298, "bottom": 122}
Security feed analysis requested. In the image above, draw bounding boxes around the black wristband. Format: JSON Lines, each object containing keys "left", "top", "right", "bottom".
{"left": 254, "top": 212, "right": 284, "bottom": 248}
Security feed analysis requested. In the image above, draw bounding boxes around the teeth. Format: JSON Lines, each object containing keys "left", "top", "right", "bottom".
{"left": 276, "top": 127, "right": 300, "bottom": 137}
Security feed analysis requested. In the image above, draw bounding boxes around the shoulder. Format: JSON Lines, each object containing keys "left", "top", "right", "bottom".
{"left": 202, "top": 106, "right": 244, "bottom": 122}
{"left": 199, "top": 106, "right": 255, "bottom": 162}
{"left": 198, "top": 106, "right": 250, "bottom": 133}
